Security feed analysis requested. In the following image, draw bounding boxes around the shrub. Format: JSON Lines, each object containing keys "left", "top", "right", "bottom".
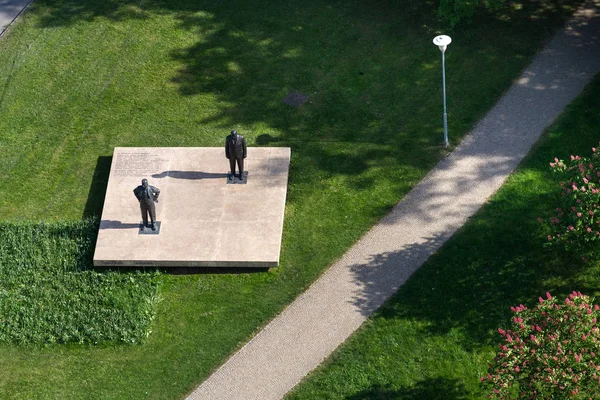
{"left": 0, "top": 219, "right": 160, "bottom": 345}
{"left": 482, "top": 292, "right": 600, "bottom": 399}
{"left": 539, "top": 144, "right": 600, "bottom": 258}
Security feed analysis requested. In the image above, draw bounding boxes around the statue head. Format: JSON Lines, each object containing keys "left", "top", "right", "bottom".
{"left": 141, "top": 179, "right": 148, "bottom": 189}
{"left": 231, "top": 130, "right": 238, "bottom": 138}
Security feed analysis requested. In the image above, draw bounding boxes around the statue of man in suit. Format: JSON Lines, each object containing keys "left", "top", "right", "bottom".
{"left": 133, "top": 179, "right": 160, "bottom": 231}
{"left": 225, "top": 129, "right": 247, "bottom": 179}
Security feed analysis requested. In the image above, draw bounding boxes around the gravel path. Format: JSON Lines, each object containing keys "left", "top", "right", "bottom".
{"left": 187, "top": 1, "right": 600, "bottom": 399}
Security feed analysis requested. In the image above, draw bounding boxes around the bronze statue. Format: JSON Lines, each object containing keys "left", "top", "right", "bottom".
{"left": 225, "top": 130, "right": 247, "bottom": 179}
{"left": 133, "top": 179, "right": 160, "bottom": 231}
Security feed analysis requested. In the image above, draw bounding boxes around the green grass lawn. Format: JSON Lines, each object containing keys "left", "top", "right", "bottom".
{"left": 0, "top": 0, "right": 584, "bottom": 398}
{"left": 287, "top": 74, "right": 600, "bottom": 400}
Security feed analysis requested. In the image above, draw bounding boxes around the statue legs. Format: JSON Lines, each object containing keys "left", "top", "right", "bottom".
{"left": 140, "top": 200, "right": 156, "bottom": 230}
{"left": 229, "top": 157, "right": 244, "bottom": 178}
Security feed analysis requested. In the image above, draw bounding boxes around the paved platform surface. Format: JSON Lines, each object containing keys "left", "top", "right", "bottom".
{"left": 0, "top": 0, "right": 31, "bottom": 37}
{"left": 187, "top": 1, "right": 600, "bottom": 399}
{"left": 94, "top": 147, "right": 290, "bottom": 268}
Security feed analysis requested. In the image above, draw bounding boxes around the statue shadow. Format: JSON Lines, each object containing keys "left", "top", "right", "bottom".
{"left": 151, "top": 170, "right": 228, "bottom": 180}
{"left": 99, "top": 220, "right": 139, "bottom": 230}
{"left": 83, "top": 156, "right": 112, "bottom": 218}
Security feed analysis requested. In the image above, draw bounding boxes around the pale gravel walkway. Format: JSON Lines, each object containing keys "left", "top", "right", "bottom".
{"left": 184, "top": 3, "right": 600, "bottom": 400}
{"left": 0, "top": 0, "right": 31, "bottom": 37}
{"left": 187, "top": 2, "right": 600, "bottom": 399}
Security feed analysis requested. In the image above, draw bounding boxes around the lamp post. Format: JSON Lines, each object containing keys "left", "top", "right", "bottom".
{"left": 433, "top": 35, "right": 451, "bottom": 148}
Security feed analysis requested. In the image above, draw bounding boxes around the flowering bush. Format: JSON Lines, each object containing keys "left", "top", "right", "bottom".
{"left": 482, "top": 292, "right": 600, "bottom": 399}
{"left": 539, "top": 143, "right": 600, "bottom": 256}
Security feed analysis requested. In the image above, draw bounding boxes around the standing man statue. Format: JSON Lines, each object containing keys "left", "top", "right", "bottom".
{"left": 225, "top": 129, "right": 247, "bottom": 180}
{"left": 133, "top": 179, "right": 160, "bottom": 231}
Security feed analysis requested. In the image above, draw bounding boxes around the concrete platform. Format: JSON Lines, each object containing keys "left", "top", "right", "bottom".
{"left": 93, "top": 147, "right": 291, "bottom": 268}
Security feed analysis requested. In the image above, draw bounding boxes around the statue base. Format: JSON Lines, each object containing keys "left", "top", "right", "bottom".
{"left": 93, "top": 147, "right": 290, "bottom": 268}
{"left": 139, "top": 221, "right": 161, "bottom": 235}
{"left": 227, "top": 171, "right": 248, "bottom": 184}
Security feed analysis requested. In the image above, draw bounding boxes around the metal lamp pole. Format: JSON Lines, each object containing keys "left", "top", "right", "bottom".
{"left": 433, "top": 35, "right": 452, "bottom": 148}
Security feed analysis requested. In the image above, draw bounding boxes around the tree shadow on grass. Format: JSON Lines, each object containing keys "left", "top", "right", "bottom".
{"left": 347, "top": 378, "right": 469, "bottom": 400}
{"left": 21, "top": 0, "right": 588, "bottom": 203}
{"left": 347, "top": 169, "right": 594, "bottom": 350}
{"left": 31, "top": 0, "right": 151, "bottom": 27}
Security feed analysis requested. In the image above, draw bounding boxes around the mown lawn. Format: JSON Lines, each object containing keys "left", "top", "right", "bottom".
{"left": 287, "top": 74, "right": 600, "bottom": 399}
{"left": 0, "top": 0, "right": 583, "bottom": 398}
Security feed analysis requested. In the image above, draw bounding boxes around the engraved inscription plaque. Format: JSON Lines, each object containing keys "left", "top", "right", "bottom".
{"left": 113, "top": 153, "right": 167, "bottom": 177}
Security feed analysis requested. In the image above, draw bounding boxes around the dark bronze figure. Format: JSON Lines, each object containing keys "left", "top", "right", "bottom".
{"left": 225, "top": 130, "right": 247, "bottom": 179}
{"left": 133, "top": 179, "right": 160, "bottom": 231}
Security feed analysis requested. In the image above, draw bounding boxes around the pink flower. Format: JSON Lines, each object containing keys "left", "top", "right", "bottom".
{"left": 550, "top": 162, "right": 555, "bottom": 167}
{"left": 593, "top": 147, "right": 597, "bottom": 152}
{"left": 547, "top": 292, "right": 552, "bottom": 300}
{"left": 577, "top": 212, "right": 582, "bottom": 217}
{"left": 568, "top": 225, "right": 575, "bottom": 231}
{"left": 584, "top": 177, "right": 589, "bottom": 184}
